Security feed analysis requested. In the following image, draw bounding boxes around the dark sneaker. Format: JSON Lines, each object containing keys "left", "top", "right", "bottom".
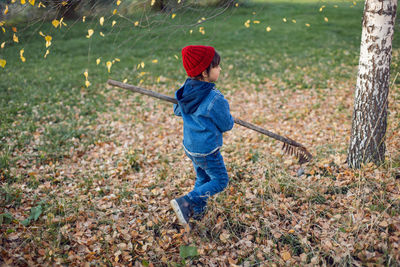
{"left": 170, "top": 196, "right": 193, "bottom": 225}
{"left": 192, "top": 207, "right": 207, "bottom": 221}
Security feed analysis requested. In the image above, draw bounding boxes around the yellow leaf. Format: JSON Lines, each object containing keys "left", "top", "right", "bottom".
{"left": 100, "top": 17, "right": 104, "bottom": 26}
{"left": 85, "top": 80, "right": 91, "bottom": 87}
{"left": 292, "top": 19, "right": 296, "bottom": 23}
{"left": 141, "top": 61, "right": 145, "bottom": 68}
{"left": 13, "top": 34, "right": 19, "bottom": 43}
{"left": 152, "top": 59, "right": 158, "bottom": 63}
{"left": 0, "top": 59, "right": 6, "bottom": 68}
{"left": 177, "top": 0, "right": 181, "bottom": 3}
{"left": 44, "top": 49, "right": 49, "bottom": 58}
{"left": 113, "top": 9, "right": 117, "bottom": 15}
{"left": 112, "top": 20, "right": 116, "bottom": 27}
{"left": 1, "top": 27, "right": 5, "bottom": 33}
{"left": 117, "top": 0, "right": 121, "bottom": 5}
{"left": 20, "top": 49, "right": 26, "bottom": 62}
{"left": 52, "top": 19, "right": 60, "bottom": 28}
{"left": 151, "top": 0, "right": 155, "bottom": 6}
{"left": 283, "top": 18, "right": 287, "bottom": 22}
{"left": 21, "top": 0, "right": 26, "bottom": 4}
{"left": 38, "top": 2, "right": 46, "bottom": 8}
{"left": 45, "top": 35, "right": 52, "bottom": 48}
{"left": 189, "top": 29, "right": 193, "bottom": 34}
{"left": 334, "top": 5, "right": 338, "bottom": 8}
{"left": 12, "top": 27, "right": 17, "bottom": 33}
{"left": 29, "top": 0, "right": 35, "bottom": 6}
{"left": 82, "top": 16, "right": 86, "bottom": 22}
{"left": 0, "top": 22, "right": 4, "bottom": 26}
{"left": 12, "top": 0, "right": 16, "bottom": 3}
{"left": 1, "top": 42, "right": 5, "bottom": 49}
{"left": 87, "top": 29, "right": 94, "bottom": 38}
{"left": 305, "top": 23, "right": 310, "bottom": 27}
{"left": 100, "top": 32, "right": 104, "bottom": 37}
{"left": 83, "top": 70, "right": 88, "bottom": 79}
{"left": 174, "top": 55, "right": 178, "bottom": 60}
{"left": 96, "top": 58, "right": 101, "bottom": 65}
{"left": 319, "top": 5, "right": 325, "bottom": 12}
{"left": 114, "top": 58, "right": 120, "bottom": 62}
{"left": 106, "top": 61, "right": 112, "bottom": 73}
{"left": 171, "top": 13, "right": 176, "bottom": 19}
{"left": 157, "top": 76, "right": 160, "bottom": 83}
{"left": 266, "top": 26, "right": 271, "bottom": 32}
{"left": 39, "top": 31, "right": 45, "bottom": 37}
{"left": 199, "top": 26, "right": 205, "bottom": 35}
{"left": 4, "top": 5, "right": 8, "bottom": 15}
{"left": 281, "top": 251, "right": 291, "bottom": 261}
{"left": 134, "top": 21, "right": 139, "bottom": 26}
{"left": 253, "top": 20, "right": 260, "bottom": 24}
{"left": 123, "top": 78, "right": 127, "bottom": 83}
{"left": 244, "top": 19, "right": 250, "bottom": 28}
{"left": 61, "top": 1, "right": 67, "bottom": 6}
{"left": 324, "top": 17, "right": 328, "bottom": 22}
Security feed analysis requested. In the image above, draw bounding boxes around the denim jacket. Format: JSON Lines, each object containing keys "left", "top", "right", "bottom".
{"left": 174, "top": 78, "right": 234, "bottom": 156}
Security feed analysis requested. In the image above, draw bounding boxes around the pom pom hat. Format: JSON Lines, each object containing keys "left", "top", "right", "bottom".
{"left": 182, "top": 45, "right": 215, "bottom": 77}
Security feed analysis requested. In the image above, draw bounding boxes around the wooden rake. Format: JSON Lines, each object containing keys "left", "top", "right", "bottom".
{"left": 107, "top": 79, "right": 313, "bottom": 164}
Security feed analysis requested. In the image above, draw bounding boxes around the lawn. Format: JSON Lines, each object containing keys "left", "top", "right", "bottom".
{"left": 1, "top": 0, "right": 400, "bottom": 265}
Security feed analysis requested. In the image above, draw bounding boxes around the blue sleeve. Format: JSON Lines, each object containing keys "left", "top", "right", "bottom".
{"left": 173, "top": 103, "right": 182, "bottom": 117}
{"left": 208, "top": 95, "right": 234, "bottom": 132}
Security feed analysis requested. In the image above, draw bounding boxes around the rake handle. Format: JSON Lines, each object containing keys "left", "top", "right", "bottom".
{"left": 107, "top": 79, "right": 306, "bottom": 149}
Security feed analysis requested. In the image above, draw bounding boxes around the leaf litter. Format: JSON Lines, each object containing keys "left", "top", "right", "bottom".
{"left": 1, "top": 76, "right": 399, "bottom": 266}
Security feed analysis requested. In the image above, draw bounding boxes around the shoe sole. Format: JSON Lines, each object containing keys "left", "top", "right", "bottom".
{"left": 170, "top": 199, "right": 189, "bottom": 225}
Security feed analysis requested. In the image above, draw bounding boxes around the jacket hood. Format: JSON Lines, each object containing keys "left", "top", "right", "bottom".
{"left": 175, "top": 78, "right": 214, "bottom": 114}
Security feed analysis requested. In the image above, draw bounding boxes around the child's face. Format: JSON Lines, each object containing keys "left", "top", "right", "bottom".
{"left": 203, "top": 65, "right": 221, "bottom": 83}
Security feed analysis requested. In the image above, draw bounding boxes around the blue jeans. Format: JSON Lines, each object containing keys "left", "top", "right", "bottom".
{"left": 185, "top": 149, "right": 229, "bottom": 214}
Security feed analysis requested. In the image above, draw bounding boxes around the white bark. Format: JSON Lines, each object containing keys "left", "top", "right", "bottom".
{"left": 348, "top": 0, "right": 397, "bottom": 168}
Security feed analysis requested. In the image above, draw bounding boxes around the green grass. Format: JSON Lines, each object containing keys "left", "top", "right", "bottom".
{"left": 1, "top": 0, "right": 399, "bottom": 167}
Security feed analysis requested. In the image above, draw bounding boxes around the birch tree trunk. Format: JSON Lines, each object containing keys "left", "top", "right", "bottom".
{"left": 348, "top": 0, "right": 397, "bottom": 169}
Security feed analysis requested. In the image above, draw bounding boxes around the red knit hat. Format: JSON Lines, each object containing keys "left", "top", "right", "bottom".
{"left": 181, "top": 45, "right": 215, "bottom": 77}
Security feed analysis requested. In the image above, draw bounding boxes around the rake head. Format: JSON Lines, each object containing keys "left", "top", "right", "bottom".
{"left": 282, "top": 142, "right": 313, "bottom": 165}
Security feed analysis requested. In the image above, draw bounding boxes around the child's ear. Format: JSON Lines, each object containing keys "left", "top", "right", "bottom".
{"left": 202, "top": 70, "right": 208, "bottom": 78}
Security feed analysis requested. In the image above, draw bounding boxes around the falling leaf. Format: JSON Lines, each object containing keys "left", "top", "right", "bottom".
{"left": 113, "top": 9, "right": 117, "bottom": 15}
{"left": 324, "top": 17, "right": 329, "bottom": 22}
{"left": 1, "top": 42, "right": 5, "bottom": 48}
{"left": 13, "top": 34, "right": 19, "bottom": 43}
{"left": 4, "top": 5, "right": 8, "bottom": 15}
{"left": 100, "top": 17, "right": 104, "bottom": 26}
{"left": 82, "top": 16, "right": 86, "bottom": 22}
{"left": 253, "top": 20, "right": 260, "bottom": 24}
{"left": 61, "top": 1, "right": 67, "bottom": 6}
{"left": 117, "top": 0, "right": 121, "bottom": 5}
{"left": 141, "top": 61, "right": 145, "bottom": 68}
{"left": 199, "top": 27, "right": 205, "bottom": 35}
{"left": 83, "top": 70, "right": 88, "bottom": 79}
{"left": 177, "top": 0, "right": 181, "bottom": 3}
{"left": 171, "top": 13, "right": 176, "bottom": 19}
{"left": 152, "top": 59, "right": 158, "bottom": 63}
{"left": 1, "top": 27, "right": 5, "bottom": 33}
{"left": 20, "top": 49, "right": 26, "bottom": 62}
{"left": 29, "top": 0, "right": 35, "bottom": 6}
{"left": 123, "top": 78, "right": 127, "bottom": 83}
{"left": 96, "top": 58, "right": 101, "bottom": 65}
{"left": 319, "top": 5, "right": 325, "bottom": 12}
{"left": 0, "top": 59, "right": 6, "bottom": 68}
{"left": 292, "top": 19, "right": 296, "bottom": 23}
{"left": 151, "top": 0, "right": 155, "bottom": 5}
{"left": 283, "top": 18, "right": 287, "bottom": 22}
{"left": 12, "top": 27, "right": 17, "bottom": 33}
{"left": 87, "top": 29, "right": 94, "bottom": 38}
{"left": 106, "top": 61, "right": 112, "bottom": 72}
{"left": 266, "top": 26, "right": 271, "bottom": 32}
{"left": 39, "top": 31, "right": 45, "bottom": 37}
{"left": 114, "top": 58, "right": 120, "bottom": 62}
{"left": 305, "top": 23, "right": 310, "bottom": 27}
{"left": 134, "top": 21, "right": 139, "bottom": 26}
{"left": 21, "top": 0, "right": 26, "bottom": 4}
{"left": 174, "top": 55, "right": 178, "bottom": 60}
{"left": 112, "top": 21, "right": 116, "bottom": 27}
{"left": 334, "top": 5, "right": 338, "bottom": 8}
{"left": 235, "top": 3, "right": 238, "bottom": 7}
{"left": 44, "top": 49, "right": 49, "bottom": 58}
{"left": 189, "top": 29, "right": 193, "bottom": 34}
{"left": 38, "top": 2, "right": 45, "bottom": 8}
{"left": 52, "top": 19, "right": 60, "bottom": 28}
{"left": 45, "top": 35, "right": 52, "bottom": 48}
{"left": 100, "top": 32, "right": 105, "bottom": 37}
{"left": 244, "top": 19, "right": 250, "bottom": 28}
{"left": 85, "top": 80, "right": 91, "bottom": 87}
